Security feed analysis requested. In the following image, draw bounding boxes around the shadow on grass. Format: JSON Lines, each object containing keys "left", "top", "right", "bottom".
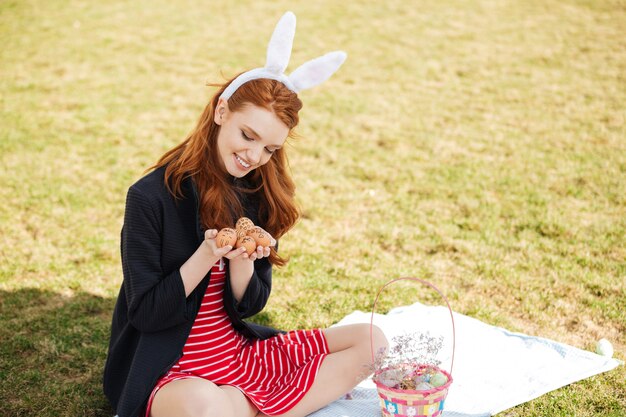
{"left": 0, "top": 288, "right": 281, "bottom": 417}
{"left": 0, "top": 288, "right": 116, "bottom": 417}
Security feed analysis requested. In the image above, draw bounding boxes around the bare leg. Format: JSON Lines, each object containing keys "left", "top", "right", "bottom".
{"left": 256, "top": 323, "right": 388, "bottom": 417}
{"left": 150, "top": 378, "right": 258, "bottom": 417}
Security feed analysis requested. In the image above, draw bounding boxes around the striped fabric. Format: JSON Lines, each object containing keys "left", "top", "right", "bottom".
{"left": 144, "top": 260, "right": 329, "bottom": 416}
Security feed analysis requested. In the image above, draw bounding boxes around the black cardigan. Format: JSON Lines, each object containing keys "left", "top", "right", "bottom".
{"left": 102, "top": 166, "right": 280, "bottom": 417}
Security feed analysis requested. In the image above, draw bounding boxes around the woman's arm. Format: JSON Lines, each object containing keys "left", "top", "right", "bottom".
{"left": 122, "top": 187, "right": 233, "bottom": 332}
{"left": 224, "top": 240, "right": 276, "bottom": 321}
{"left": 121, "top": 186, "right": 195, "bottom": 332}
{"left": 228, "top": 256, "right": 255, "bottom": 302}
{"left": 228, "top": 237, "right": 275, "bottom": 302}
{"left": 179, "top": 230, "right": 245, "bottom": 297}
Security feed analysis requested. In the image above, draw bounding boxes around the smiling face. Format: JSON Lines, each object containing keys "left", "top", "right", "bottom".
{"left": 214, "top": 99, "right": 289, "bottom": 178}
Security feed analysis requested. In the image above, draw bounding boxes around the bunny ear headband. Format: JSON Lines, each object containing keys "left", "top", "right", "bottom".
{"left": 219, "top": 11, "right": 347, "bottom": 101}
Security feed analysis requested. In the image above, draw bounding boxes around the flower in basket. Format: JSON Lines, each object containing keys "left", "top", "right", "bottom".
{"left": 370, "top": 331, "right": 448, "bottom": 391}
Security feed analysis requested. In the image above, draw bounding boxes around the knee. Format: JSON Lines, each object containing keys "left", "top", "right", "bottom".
{"left": 353, "top": 324, "right": 388, "bottom": 363}
{"left": 178, "top": 393, "right": 210, "bottom": 417}
{"left": 370, "top": 324, "right": 389, "bottom": 358}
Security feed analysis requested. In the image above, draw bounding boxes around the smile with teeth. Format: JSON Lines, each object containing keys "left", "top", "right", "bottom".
{"left": 235, "top": 154, "right": 251, "bottom": 169}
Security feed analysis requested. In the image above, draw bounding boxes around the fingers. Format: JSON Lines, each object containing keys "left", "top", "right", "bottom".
{"left": 219, "top": 243, "right": 272, "bottom": 262}
{"left": 224, "top": 246, "right": 247, "bottom": 260}
{"left": 216, "top": 245, "right": 233, "bottom": 257}
{"left": 205, "top": 228, "right": 273, "bottom": 262}
{"left": 251, "top": 245, "right": 271, "bottom": 260}
{"left": 204, "top": 229, "right": 218, "bottom": 240}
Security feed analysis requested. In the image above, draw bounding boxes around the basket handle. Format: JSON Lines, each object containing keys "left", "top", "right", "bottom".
{"left": 370, "top": 277, "right": 456, "bottom": 375}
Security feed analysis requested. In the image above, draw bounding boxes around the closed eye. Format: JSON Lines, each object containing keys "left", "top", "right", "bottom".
{"left": 241, "top": 130, "right": 276, "bottom": 154}
{"left": 241, "top": 130, "right": 253, "bottom": 141}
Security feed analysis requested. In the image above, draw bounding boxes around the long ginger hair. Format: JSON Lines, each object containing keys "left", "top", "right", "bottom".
{"left": 151, "top": 77, "right": 303, "bottom": 266}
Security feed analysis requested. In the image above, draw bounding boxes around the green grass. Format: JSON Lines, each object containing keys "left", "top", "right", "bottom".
{"left": 1, "top": 0, "right": 624, "bottom": 416}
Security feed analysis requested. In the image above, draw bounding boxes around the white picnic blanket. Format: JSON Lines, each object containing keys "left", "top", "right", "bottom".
{"left": 308, "top": 302, "right": 621, "bottom": 417}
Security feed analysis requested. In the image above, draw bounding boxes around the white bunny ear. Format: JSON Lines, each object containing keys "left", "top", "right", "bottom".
{"left": 288, "top": 51, "right": 347, "bottom": 92}
{"left": 265, "top": 11, "right": 296, "bottom": 74}
{"left": 219, "top": 12, "right": 347, "bottom": 101}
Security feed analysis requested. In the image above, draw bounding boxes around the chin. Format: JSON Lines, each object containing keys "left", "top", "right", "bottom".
{"left": 228, "top": 166, "right": 249, "bottom": 178}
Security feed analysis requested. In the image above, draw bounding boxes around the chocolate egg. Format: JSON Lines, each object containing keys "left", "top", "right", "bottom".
{"left": 215, "top": 228, "right": 237, "bottom": 248}
{"left": 236, "top": 217, "right": 255, "bottom": 234}
{"left": 236, "top": 236, "right": 257, "bottom": 256}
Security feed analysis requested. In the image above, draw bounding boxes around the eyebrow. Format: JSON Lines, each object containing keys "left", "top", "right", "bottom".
{"left": 242, "top": 125, "right": 283, "bottom": 150}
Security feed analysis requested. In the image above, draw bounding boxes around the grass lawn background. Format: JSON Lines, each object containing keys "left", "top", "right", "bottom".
{"left": 1, "top": 0, "right": 624, "bottom": 416}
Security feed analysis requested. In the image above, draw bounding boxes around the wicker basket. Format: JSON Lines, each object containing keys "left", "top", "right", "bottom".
{"left": 370, "top": 277, "right": 456, "bottom": 417}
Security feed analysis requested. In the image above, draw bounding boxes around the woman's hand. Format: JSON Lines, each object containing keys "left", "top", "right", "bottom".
{"left": 204, "top": 229, "right": 276, "bottom": 263}
{"left": 203, "top": 229, "right": 247, "bottom": 260}
{"left": 226, "top": 231, "right": 275, "bottom": 302}
{"left": 244, "top": 232, "right": 276, "bottom": 262}
{"left": 180, "top": 229, "right": 248, "bottom": 297}
{"left": 246, "top": 244, "right": 270, "bottom": 261}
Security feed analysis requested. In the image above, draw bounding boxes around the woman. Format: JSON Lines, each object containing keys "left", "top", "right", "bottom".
{"left": 103, "top": 12, "right": 388, "bottom": 417}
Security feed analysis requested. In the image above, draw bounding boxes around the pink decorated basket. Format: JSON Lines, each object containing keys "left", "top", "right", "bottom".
{"left": 370, "top": 277, "right": 456, "bottom": 417}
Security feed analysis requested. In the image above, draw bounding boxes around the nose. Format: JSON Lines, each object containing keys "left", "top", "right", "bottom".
{"left": 245, "top": 144, "right": 263, "bottom": 165}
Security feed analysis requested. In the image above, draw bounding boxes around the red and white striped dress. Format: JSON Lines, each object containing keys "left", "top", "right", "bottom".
{"left": 144, "top": 260, "right": 329, "bottom": 416}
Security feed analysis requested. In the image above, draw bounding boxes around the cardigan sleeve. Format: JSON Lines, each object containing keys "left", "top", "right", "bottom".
{"left": 121, "top": 185, "right": 194, "bottom": 333}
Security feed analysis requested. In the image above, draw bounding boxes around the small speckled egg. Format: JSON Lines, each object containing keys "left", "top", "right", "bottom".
{"left": 215, "top": 228, "right": 237, "bottom": 248}
{"left": 236, "top": 236, "right": 257, "bottom": 255}
{"left": 247, "top": 226, "right": 272, "bottom": 247}
{"left": 430, "top": 371, "right": 448, "bottom": 387}
{"left": 236, "top": 217, "right": 255, "bottom": 234}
